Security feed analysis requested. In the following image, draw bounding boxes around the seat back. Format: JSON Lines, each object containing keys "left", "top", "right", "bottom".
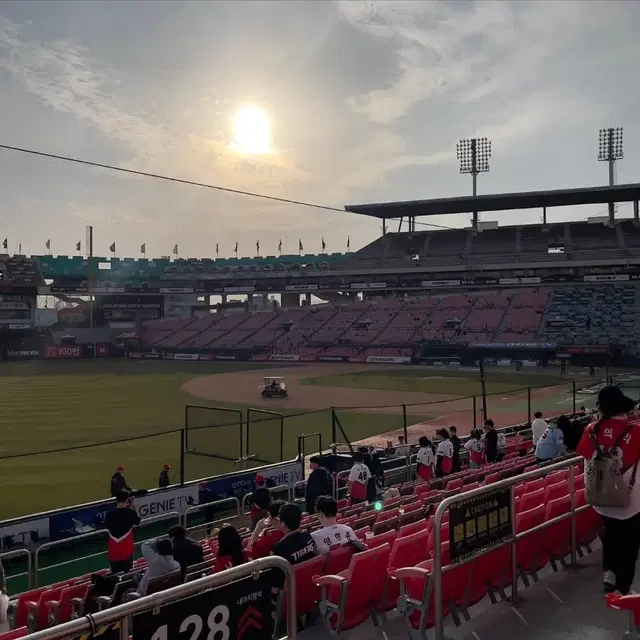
{"left": 346, "top": 544, "right": 392, "bottom": 610}
{"left": 544, "top": 481, "right": 568, "bottom": 502}
{"left": 291, "top": 556, "right": 325, "bottom": 616}
{"left": 58, "top": 582, "right": 90, "bottom": 623}
{"left": 483, "top": 473, "right": 499, "bottom": 484}
{"left": 324, "top": 545, "right": 355, "bottom": 575}
{"left": 446, "top": 478, "right": 463, "bottom": 491}
{"left": 524, "top": 478, "right": 545, "bottom": 493}
{"left": 146, "top": 570, "right": 182, "bottom": 596}
{"left": 389, "top": 529, "right": 430, "bottom": 569}
{"left": 516, "top": 504, "right": 545, "bottom": 533}
{"left": 366, "top": 529, "right": 397, "bottom": 550}
{"left": 372, "top": 516, "right": 398, "bottom": 535}
{"left": 519, "top": 488, "right": 545, "bottom": 512}
{"left": 376, "top": 508, "right": 399, "bottom": 523}
{"left": 398, "top": 519, "right": 427, "bottom": 538}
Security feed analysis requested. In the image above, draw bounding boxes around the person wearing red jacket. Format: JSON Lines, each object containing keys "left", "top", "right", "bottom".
{"left": 249, "top": 501, "right": 285, "bottom": 559}
{"left": 104, "top": 490, "right": 140, "bottom": 573}
{"left": 212, "top": 525, "right": 247, "bottom": 573}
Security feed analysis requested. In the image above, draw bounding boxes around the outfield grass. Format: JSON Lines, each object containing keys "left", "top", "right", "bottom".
{"left": 301, "top": 368, "right": 567, "bottom": 396}
{"left": 0, "top": 360, "right": 428, "bottom": 520}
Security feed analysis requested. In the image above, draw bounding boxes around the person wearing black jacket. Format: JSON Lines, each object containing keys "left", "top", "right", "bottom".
{"left": 158, "top": 464, "right": 171, "bottom": 489}
{"left": 305, "top": 462, "right": 332, "bottom": 514}
{"left": 168, "top": 525, "right": 204, "bottom": 580}
{"left": 110, "top": 465, "right": 131, "bottom": 498}
{"left": 449, "top": 427, "right": 461, "bottom": 473}
{"left": 198, "top": 482, "right": 216, "bottom": 535}
{"left": 484, "top": 419, "right": 498, "bottom": 464}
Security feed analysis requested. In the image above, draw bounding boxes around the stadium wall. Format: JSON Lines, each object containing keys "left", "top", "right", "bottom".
{"left": 0, "top": 459, "right": 303, "bottom": 543}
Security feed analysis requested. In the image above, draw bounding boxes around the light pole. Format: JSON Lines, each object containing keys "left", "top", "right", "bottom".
{"left": 457, "top": 137, "right": 491, "bottom": 228}
{"left": 598, "top": 127, "right": 623, "bottom": 224}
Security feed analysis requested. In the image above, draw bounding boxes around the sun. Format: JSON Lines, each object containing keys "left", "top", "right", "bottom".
{"left": 231, "top": 106, "right": 271, "bottom": 155}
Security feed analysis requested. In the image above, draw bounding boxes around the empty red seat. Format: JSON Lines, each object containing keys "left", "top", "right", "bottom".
{"left": 376, "top": 508, "right": 399, "bottom": 522}
{"left": 543, "top": 495, "right": 572, "bottom": 567}
{"left": 483, "top": 473, "right": 499, "bottom": 484}
{"left": 50, "top": 581, "right": 90, "bottom": 624}
{"left": 366, "top": 529, "right": 397, "bottom": 550}
{"left": 544, "top": 481, "right": 568, "bottom": 502}
{"left": 353, "top": 526, "right": 370, "bottom": 540}
{"left": 445, "top": 478, "right": 463, "bottom": 491}
{"left": 574, "top": 474, "right": 585, "bottom": 491}
{"left": 383, "top": 530, "right": 430, "bottom": 610}
{"left": 544, "top": 470, "right": 568, "bottom": 486}
{"left": 276, "top": 555, "right": 325, "bottom": 622}
{"left": 519, "top": 487, "right": 545, "bottom": 512}
{"left": 515, "top": 504, "right": 548, "bottom": 584}
{"left": 14, "top": 587, "right": 48, "bottom": 628}
{"left": 398, "top": 519, "right": 428, "bottom": 538}
{"left": 514, "top": 483, "right": 526, "bottom": 499}
{"left": 575, "top": 488, "right": 600, "bottom": 550}
{"left": 372, "top": 516, "right": 398, "bottom": 535}
{"left": 324, "top": 545, "right": 355, "bottom": 575}
{"left": 353, "top": 512, "right": 377, "bottom": 530}
{"left": 524, "top": 478, "right": 545, "bottom": 493}
{"left": 315, "top": 544, "right": 392, "bottom": 632}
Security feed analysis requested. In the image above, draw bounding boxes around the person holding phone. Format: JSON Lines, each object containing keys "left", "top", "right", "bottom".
{"left": 104, "top": 490, "right": 141, "bottom": 573}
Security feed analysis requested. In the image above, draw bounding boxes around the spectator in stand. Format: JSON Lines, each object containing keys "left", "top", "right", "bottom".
{"left": 137, "top": 538, "right": 180, "bottom": 595}
{"left": 110, "top": 465, "right": 131, "bottom": 498}
{"left": 348, "top": 452, "right": 371, "bottom": 504}
{"left": 435, "top": 429, "right": 454, "bottom": 478}
{"left": 416, "top": 436, "right": 435, "bottom": 481}
{"left": 369, "top": 453, "right": 385, "bottom": 493}
{"left": 449, "top": 426, "right": 461, "bottom": 473}
{"left": 198, "top": 482, "right": 215, "bottom": 536}
{"left": 271, "top": 503, "right": 317, "bottom": 565}
{"left": 556, "top": 415, "right": 581, "bottom": 453}
{"left": 158, "top": 464, "right": 171, "bottom": 489}
{"left": 168, "top": 525, "right": 203, "bottom": 581}
{"left": 104, "top": 490, "right": 140, "bottom": 573}
{"left": 250, "top": 500, "right": 285, "bottom": 559}
{"left": 464, "top": 430, "right": 485, "bottom": 469}
{"left": 483, "top": 419, "right": 499, "bottom": 464}
{"left": 577, "top": 386, "right": 640, "bottom": 595}
{"left": 312, "top": 496, "right": 361, "bottom": 555}
{"left": 535, "top": 420, "right": 566, "bottom": 463}
{"left": 250, "top": 475, "right": 271, "bottom": 530}
{"left": 305, "top": 462, "right": 333, "bottom": 515}
{"left": 395, "top": 436, "right": 410, "bottom": 458}
{"left": 213, "top": 525, "right": 247, "bottom": 573}
{"left": 531, "top": 412, "right": 549, "bottom": 446}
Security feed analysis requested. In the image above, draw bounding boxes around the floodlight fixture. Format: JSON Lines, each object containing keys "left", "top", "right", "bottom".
{"left": 457, "top": 137, "right": 492, "bottom": 175}
{"left": 598, "top": 127, "right": 623, "bottom": 162}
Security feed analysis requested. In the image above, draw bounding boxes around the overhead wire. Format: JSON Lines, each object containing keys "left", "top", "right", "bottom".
{"left": 0, "top": 143, "right": 631, "bottom": 235}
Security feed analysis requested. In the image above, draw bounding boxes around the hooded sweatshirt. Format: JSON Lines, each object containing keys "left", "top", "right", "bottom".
{"left": 137, "top": 540, "right": 181, "bottom": 595}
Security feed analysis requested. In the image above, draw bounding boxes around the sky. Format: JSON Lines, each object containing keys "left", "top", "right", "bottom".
{"left": 1, "top": 0, "right": 640, "bottom": 260}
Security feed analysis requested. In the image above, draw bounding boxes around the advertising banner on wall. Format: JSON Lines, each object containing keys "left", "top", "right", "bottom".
{"left": 44, "top": 344, "right": 82, "bottom": 359}
{"left": 365, "top": 355, "right": 412, "bottom": 364}
{"left": 268, "top": 354, "right": 300, "bottom": 362}
{"left": 317, "top": 355, "right": 348, "bottom": 362}
{"left": 6, "top": 348, "right": 41, "bottom": 360}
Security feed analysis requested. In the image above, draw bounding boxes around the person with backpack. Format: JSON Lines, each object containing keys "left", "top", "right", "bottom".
{"left": 577, "top": 386, "right": 640, "bottom": 595}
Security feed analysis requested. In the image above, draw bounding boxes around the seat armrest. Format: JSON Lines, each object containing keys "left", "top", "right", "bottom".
{"left": 313, "top": 575, "right": 347, "bottom": 587}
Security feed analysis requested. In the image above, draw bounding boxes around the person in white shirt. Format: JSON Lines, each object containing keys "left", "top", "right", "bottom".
{"left": 311, "top": 496, "right": 357, "bottom": 555}
{"left": 435, "top": 429, "right": 454, "bottom": 477}
{"left": 348, "top": 452, "right": 371, "bottom": 504}
{"left": 464, "top": 429, "right": 485, "bottom": 468}
{"left": 531, "top": 412, "right": 549, "bottom": 445}
{"left": 416, "top": 436, "right": 435, "bottom": 481}
{"left": 395, "top": 436, "right": 411, "bottom": 459}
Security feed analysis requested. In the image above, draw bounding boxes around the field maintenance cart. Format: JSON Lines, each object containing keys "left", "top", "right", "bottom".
{"left": 261, "top": 376, "right": 288, "bottom": 399}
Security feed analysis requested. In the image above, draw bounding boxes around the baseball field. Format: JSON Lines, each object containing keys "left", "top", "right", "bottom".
{"left": 0, "top": 359, "right": 595, "bottom": 520}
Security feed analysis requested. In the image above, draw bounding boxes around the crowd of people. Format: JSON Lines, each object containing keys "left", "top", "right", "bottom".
{"left": 4, "top": 383, "right": 639, "bottom": 629}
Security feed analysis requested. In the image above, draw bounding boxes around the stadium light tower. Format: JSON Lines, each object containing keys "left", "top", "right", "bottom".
{"left": 457, "top": 137, "right": 491, "bottom": 228}
{"left": 598, "top": 127, "right": 623, "bottom": 223}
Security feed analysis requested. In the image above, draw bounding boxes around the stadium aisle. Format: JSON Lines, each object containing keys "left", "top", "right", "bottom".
{"left": 298, "top": 543, "right": 633, "bottom": 640}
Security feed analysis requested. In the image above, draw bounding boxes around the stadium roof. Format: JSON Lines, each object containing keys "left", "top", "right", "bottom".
{"left": 344, "top": 183, "right": 640, "bottom": 219}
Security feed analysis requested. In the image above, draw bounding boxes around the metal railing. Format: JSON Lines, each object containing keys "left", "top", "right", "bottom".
{"left": 19, "top": 556, "right": 297, "bottom": 640}
{"left": 183, "top": 497, "right": 241, "bottom": 535}
{"left": 34, "top": 511, "right": 181, "bottom": 586}
{"left": 1, "top": 548, "right": 32, "bottom": 591}
{"left": 431, "top": 456, "right": 584, "bottom": 640}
